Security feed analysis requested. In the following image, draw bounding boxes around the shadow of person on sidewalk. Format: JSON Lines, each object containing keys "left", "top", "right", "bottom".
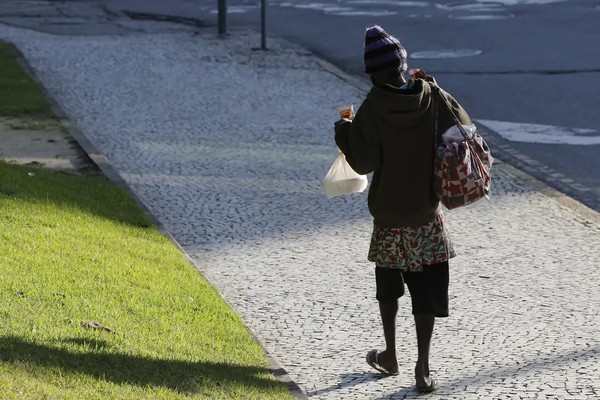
{"left": 375, "top": 345, "right": 600, "bottom": 399}
{"left": 305, "top": 371, "right": 392, "bottom": 398}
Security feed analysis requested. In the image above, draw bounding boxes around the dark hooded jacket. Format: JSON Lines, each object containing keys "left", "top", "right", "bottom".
{"left": 334, "top": 78, "right": 471, "bottom": 227}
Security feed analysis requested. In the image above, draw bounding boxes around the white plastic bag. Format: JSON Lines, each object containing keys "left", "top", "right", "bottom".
{"left": 322, "top": 151, "right": 368, "bottom": 199}
{"left": 441, "top": 123, "right": 476, "bottom": 143}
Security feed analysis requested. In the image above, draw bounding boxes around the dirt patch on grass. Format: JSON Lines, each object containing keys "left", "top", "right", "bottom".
{"left": 0, "top": 39, "right": 100, "bottom": 175}
{"left": 0, "top": 119, "right": 99, "bottom": 175}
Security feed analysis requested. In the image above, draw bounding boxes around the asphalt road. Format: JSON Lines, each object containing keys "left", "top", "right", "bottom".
{"left": 2, "top": 0, "right": 599, "bottom": 210}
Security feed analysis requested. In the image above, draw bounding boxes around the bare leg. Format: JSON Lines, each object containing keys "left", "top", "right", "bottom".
{"left": 376, "top": 300, "right": 399, "bottom": 372}
{"left": 414, "top": 313, "right": 435, "bottom": 387}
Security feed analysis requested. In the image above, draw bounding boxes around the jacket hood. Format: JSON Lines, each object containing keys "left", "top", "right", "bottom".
{"left": 365, "top": 79, "right": 432, "bottom": 129}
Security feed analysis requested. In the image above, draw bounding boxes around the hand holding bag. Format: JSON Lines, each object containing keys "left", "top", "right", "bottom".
{"left": 431, "top": 83, "right": 493, "bottom": 209}
{"left": 322, "top": 150, "right": 368, "bottom": 199}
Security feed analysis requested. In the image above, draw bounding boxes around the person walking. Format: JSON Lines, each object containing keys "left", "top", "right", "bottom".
{"left": 333, "top": 25, "right": 472, "bottom": 393}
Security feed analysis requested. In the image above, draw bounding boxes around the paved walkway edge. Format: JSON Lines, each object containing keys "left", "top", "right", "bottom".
{"left": 8, "top": 39, "right": 308, "bottom": 400}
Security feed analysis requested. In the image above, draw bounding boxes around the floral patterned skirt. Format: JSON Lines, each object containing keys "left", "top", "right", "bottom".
{"left": 367, "top": 213, "right": 456, "bottom": 272}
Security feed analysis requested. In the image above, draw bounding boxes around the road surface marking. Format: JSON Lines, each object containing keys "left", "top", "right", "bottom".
{"left": 449, "top": 13, "right": 514, "bottom": 19}
{"left": 209, "top": 5, "right": 259, "bottom": 14}
{"left": 347, "top": 0, "right": 430, "bottom": 6}
{"left": 278, "top": 2, "right": 354, "bottom": 13}
{"left": 477, "top": 120, "right": 600, "bottom": 145}
{"left": 411, "top": 49, "right": 483, "bottom": 59}
{"left": 476, "top": 0, "right": 565, "bottom": 4}
{"left": 326, "top": 10, "right": 397, "bottom": 16}
{"left": 272, "top": 0, "right": 564, "bottom": 18}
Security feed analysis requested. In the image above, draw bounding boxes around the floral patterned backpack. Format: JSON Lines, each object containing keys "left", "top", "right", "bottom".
{"left": 430, "top": 82, "right": 493, "bottom": 209}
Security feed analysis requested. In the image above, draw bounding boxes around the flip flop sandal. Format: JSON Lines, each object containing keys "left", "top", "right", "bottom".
{"left": 416, "top": 378, "right": 438, "bottom": 393}
{"left": 366, "top": 350, "right": 399, "bottom": 376}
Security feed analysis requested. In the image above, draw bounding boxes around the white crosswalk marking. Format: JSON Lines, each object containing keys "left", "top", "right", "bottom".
{"left": 477, "top": 0, "right": 565, "bottom": 4}
{"left": 265, "top": 0, "right": 568, "bottom": 17}
{"left": 477, "top": 120, "right": 600, "bottom": 145}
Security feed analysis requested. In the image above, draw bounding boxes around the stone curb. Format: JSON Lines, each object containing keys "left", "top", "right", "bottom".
{"left": 478, "top": 130, "right": 600, "bottom": 216}
{"left": 8, "top": 40, "right": 308, "bottom": 400}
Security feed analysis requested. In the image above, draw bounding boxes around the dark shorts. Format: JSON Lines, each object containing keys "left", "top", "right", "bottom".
{"left": 375, "top": 261, "right": 449, "bottom": 317}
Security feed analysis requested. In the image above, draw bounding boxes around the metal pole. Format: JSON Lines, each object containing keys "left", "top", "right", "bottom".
{"left": 261, "top": 0, "right": 266, "bottom": 49}
{"left": 218, "top": 0, "right": 227, "bottom": 35}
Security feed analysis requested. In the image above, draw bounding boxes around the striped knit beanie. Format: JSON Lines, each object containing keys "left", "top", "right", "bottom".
{"left": 364, "top": 25, "right": 407, "bottom": 76}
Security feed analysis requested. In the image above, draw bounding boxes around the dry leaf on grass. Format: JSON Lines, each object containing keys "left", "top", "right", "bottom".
{"left": 81, "top": 320, "right": 116, "bottom": 334}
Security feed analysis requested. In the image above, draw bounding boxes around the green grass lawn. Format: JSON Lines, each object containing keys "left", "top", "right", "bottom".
{"left": 0, "top": 162, "right": 293, "bottom": 399}
{"left": 0, "top": 39, "right": 293, "bottom": 399}
{"left": 0, "top": 40, "right": 60, "bottom": 129}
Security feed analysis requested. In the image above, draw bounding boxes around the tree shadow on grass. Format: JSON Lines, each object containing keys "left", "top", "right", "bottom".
{"left": 0, "top": 335, "right": 283, "bottom": 395}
